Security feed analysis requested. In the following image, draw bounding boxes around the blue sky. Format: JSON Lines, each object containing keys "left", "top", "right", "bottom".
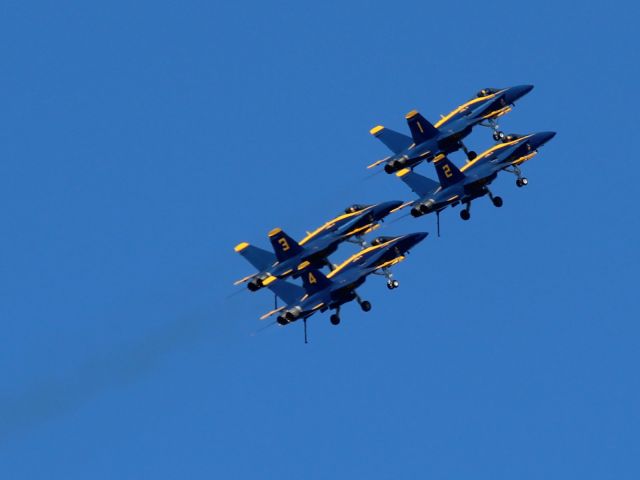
{"left": 1, "top": 1, "right": 638, "bottom": 478}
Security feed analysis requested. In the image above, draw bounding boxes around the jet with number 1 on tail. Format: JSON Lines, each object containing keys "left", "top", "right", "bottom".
{"left": 259, "top": 232, "right": 428, "bottom": 332}
{"left": 368, "top": 85, "right": 534, "bottom": 174}
{"left": 397, "top": 131, "right": 556, "bottom": 222}
{"left": 233, "top": 200, "right": 404, "bottom": 292}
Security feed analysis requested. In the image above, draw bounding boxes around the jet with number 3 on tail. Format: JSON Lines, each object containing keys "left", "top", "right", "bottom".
{"left": 233, "top": 200, "right": 404, "bottom": 292}
{"left": 258, "top": 232, "right": 428, "bottom": 339}
{"left": 397, "top": 131, "right": 556, "bottom": 224}
{"left": 368, "top": 85, "right": 534, "bottom": 174}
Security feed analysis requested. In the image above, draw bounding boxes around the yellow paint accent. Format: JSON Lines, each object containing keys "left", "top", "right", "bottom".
{"left": 370, "top": 125, "right": 384, "bottom": 136}
{"left": 260, "top": 306, "right": 285, "bottom": 320}
{"left": 482, "top": 105, "right": 512, "bottom": 120}
{"left": 297, "top": 261, "right": 311, "bottom": 271}
{"left": 405, "top": 110, "right": 419, "bottom": 119}
{"left": 460, "top": 135, "right": 533, "bottom": 173}
{"left": 511, "top": 152, "right": 537, "bottom": 166}
{"left": 442, "top": 164, "right": 453, "bottom": 178}
{"left": 432, "top": 153, "right": 446, "bottom": 163}
{"left": 447, "top": 195, "right": 459, "bottom": 202}
{"left": 233, "top": 273, "right": 256, "bottom": 285}
{"left": 312, "top": 303, "right": 324, "bottom": 311}
{"left": 416, "top": 121, "right": 424, "bottom": 133}
{"left": 268, "top": 227, "right": 282, "bottom": 237}
{"left": 234, "top": 242, "right": 249, "bottom": 252}
{"left": 344, "top": 223, "right": 374, "bottom": 237}
{"left": 308, "top": 272, "right": 317, "bottom": 284}
{"left": 375, "top": 256, "right": 405, "bottom": 270}
{"left": 362, "top": 223, "right": 381, "bottom": 235}
{"left": 434, "top": 89, "right": 506, "bottom": 128}
{"left": 396, "top": 168, "right": 411, "bottom": 177}
{"left": 281, "top": 269, "right": 293, "bottom": 276}
{"left": 299, "top": 208, "right": 371, "bottom": 246}
{"left": 390, "top": 201, "right": 414, "bottom": 213}
{"left": 262, "top": 275, "right": 277, "bottom": 286}
{"left": 277, "top": 237, "right": 290, "bottom": 251}
{"left": 367, "top": 157, "right": 389, "bottom": 169}
{"left": 327, "top": 237, "right": 401, "bottom": 279}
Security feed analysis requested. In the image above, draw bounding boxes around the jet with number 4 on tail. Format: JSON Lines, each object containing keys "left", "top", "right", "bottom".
{"left": 258, "top": 232, "right": 428, "bottom": 334}
{"left": 233, "top": 200, "right": 404, "bottom": 292}
{"left": 368, "top": 85, "right": 534, "bottom": 174}
{"left": 397, "top": 131, "right": 556, "bottom": 223}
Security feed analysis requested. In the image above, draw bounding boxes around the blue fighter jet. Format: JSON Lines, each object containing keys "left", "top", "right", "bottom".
{"left": 259, "top": 232, "right": 428, "bottom": 338}
{"left": 234, "top": 201, "right": 404, "bottom": 291}
{"left": 396, "top": 131, "right": 556, "bottom": 224}
{"left": 368, "top": 85, "right": 534, "bottom": 174}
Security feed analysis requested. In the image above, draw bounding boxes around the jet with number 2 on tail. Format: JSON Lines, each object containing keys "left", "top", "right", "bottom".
{"left": 233, "top": 201, "right": 404, "bottom": 292}
{"left": 368, "top": 85, "right": 534, "bottom": 174}
{"left": 258, "top": 232, "right": 428, "bottom": 340}
{"left": 397, "top": 131, "right": 556, "bottom": 224}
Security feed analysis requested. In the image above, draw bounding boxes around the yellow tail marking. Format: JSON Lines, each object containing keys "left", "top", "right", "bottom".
{"left": 369, "top": 125, "right": 385, "bottom": 136}
{"left": 405, "top": 110, "right": 419, "bottom": 119}
{"left": 234, "top": 242, "right": 250, "bottom": 252}
{"left": 297, "top": 261, "right": 311, "bottom": 271}
{"left": 268, "top": 227, "right": 282, "bottom": 237}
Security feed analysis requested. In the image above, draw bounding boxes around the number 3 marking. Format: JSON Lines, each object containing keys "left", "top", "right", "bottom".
{"left": 278, "top": 237, "right": 290, "bottom": 251}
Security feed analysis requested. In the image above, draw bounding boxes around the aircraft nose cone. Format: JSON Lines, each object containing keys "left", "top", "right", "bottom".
{"left": 505, "top": 84, "right": 534, "bottom": 103}
{"left": 533, "top": 131, "right": 556, "bottom": 147}
{"left": 409, "top": 231, "right": 429, "bottom": 244}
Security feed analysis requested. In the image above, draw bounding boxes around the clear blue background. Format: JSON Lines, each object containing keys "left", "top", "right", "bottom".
{"left": 1, "top": 1, "right": 638, "bottom": 478}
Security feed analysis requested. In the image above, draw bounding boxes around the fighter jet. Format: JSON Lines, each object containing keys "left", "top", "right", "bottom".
{"left": 234, "top": 201, "right": 404, "bottom": 292}
{"left": 368, "top": 85, "right": 534, "bottom": 174}
{"left": 259, "top": 232, "right": 428, "bottom": 336}
{"left": 398, "top": 131, "right": 556, "bottom": 223}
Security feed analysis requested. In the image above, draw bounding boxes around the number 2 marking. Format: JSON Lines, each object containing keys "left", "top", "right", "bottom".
{"left": 443, "top": 164, "right": 453, "bottom": 178}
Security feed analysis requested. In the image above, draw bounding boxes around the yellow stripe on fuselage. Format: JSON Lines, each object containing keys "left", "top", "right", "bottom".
{"left": 460, "top": 135, "right": 533, "bottom": 172}
{"left": 327, "top": 237, "right": 399, "bottom": 279}
{"left": 434, "top": 89, "right": 506, "bottom": 129}
{"left": 299, "top": 206, "right": 374, "bottom": 246}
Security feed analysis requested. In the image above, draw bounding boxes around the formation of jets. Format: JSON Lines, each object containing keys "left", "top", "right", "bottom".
{"left": 233, "top": 85, "right": 555, "bottom": 341}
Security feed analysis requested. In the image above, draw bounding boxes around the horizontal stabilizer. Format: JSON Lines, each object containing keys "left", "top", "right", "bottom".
{"left": 396, "top": 169, "right": 440, "bottom": 198}
{"left": 369, "top": 125, "right": 413, "bottom": 154}
{"left": 268, "top": 228, "right": 302, "bottom": 262}
{"left": 405, "top": 110, "right": 439, "bottom": 144}
{"left": 268, "top": 280, "right": 305, "bottom": 305}
{"left": 234, "top": 242, "right": 276, "bottom": 271}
